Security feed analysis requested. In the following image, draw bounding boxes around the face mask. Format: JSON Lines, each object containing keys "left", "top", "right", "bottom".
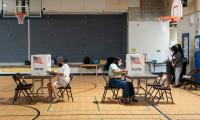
{"left": 58, "top": 63, "right": 63, "bottom": 67}
{"left": 118, "top": 62, "right": 122, "bottom": 66}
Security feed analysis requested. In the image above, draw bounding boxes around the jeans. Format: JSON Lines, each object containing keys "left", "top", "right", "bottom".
{"left": 175, "top": 67, "right": 182, "bottom": 86}
{"left": 109, "top": 78, "right": 134, "bottom": 98}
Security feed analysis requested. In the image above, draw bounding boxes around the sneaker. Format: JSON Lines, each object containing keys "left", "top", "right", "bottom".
{"left": 52, "top": 98, "right": 59, "bottom": 103}
{"left": 131, "top": 97, "right": 138, "bottom": 102}
{"left": 173, "top": 85, "right": 181, "bottom": 88}
{"left": 121, "top": 98, "right": 131, "bottom": 104}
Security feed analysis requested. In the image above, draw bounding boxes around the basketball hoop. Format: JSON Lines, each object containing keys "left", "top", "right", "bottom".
{"left": 156, "top": 0, "right": 183, "bottom": 26}
{"left": 158, "top": 16, "right": 181, "bottom": 24}
{"left": 16, "top": 13, "right": 26, "bottom": 24}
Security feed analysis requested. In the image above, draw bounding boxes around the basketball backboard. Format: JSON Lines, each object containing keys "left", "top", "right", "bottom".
{"left": 171, "top": 0, "right": 183, "bottom": 22}
{"left": 2, "top": 0, "right": 42, "bottom": 18}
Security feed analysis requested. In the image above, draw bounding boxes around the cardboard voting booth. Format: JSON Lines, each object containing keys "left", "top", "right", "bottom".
{"left": 31, "top": 54, "right": 51, "bottom": 76}
{"left": 126, "top": 54, "right": 146, "bottom": 75}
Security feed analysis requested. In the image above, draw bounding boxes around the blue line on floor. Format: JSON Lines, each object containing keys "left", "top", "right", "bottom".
{"left": 184, "top": 89, "right": 200, "bottom": 97}
{"left": 152, "top": 105, "right": 171, "bottom": 120}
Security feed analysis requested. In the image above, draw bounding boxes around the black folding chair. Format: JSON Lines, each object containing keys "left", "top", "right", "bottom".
{"left": 148, "top": 74, "right": 174, "bottom": 105}
{"left": 12, "top": 73, "right": 35, "bottom": 104}
{"left": 146, "top": 72, "right": 164, "bottom": 97}
{"left": 101, "top": 69, "right": 120, "bottom": 103}
{"left": 57, "top": 74, "right": 74, "bottom": 102}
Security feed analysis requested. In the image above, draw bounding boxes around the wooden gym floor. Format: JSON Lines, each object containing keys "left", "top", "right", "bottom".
{"left": 0, "top": 75, "right": 200, "bottom": 120}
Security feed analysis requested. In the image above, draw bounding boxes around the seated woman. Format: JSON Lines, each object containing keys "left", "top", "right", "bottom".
{"left": 108, "top": 57, "right": 136, "bottom": 103}
{"left": 47, "top": 57, "right": 70, "bottom": 103}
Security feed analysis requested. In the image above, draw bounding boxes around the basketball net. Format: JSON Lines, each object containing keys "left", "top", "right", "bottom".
{"left": 157, "top": 0, "right": 183, "bottom": 26}
{"left": 158, "top": 16, "right": 180, "bottom": 24}
{"left": 16, "top": 13, "right": 26, "bottom": 24}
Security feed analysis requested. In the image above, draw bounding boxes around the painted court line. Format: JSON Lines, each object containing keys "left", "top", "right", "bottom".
{"left": 47, "top": 102, "right": 53, "bottom": 112}
{"left": 94, "top": 96, "right": 103, "bottom": 120}
{"left": 47, "top": 96, "right": 99, "bottom": 112}
{"left": 94, "top": 96, "right": 100, "bottom": 111}
{"left": 152, "top": 105, "right": 171, "bottom": 120}
{"left": 19, "top": 105, "right": 40, "bottom": 120}
{"left": 184, "top": 89, "right": 200, "bottom": 97}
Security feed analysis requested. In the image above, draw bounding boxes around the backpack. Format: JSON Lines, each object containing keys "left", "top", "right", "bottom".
{"left": 83, "top": 57, "right": 91, "bottom": 64}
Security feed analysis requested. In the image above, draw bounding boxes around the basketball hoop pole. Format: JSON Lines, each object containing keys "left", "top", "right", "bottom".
{"left": 27, "top": 4, "right": 31, "bottom": 61}
{"left": 28, "top": 18, "right": 30, "bottom": 61}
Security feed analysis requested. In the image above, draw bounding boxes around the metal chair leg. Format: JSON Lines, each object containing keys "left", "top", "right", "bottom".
{"left": 169, "top": 90, "right": 174, "bottom": 103}
{"left": 24, "top": 90, "right": 32, "bottom": 102}
{"left": 21, "top": 90, "right": 30, "bottom": 103}
{"left": 156, "top": 90, "right": 164, "bottom": 105}
{"left": 164, "top": 90, "right": 169, "bottom": 102}
{"left": 66, "top": 89, "right": 70, "bottom": 100}
{"left": 69, "top": 89, "right": 74, "bottom": 102}
{"left": 12, "top": 90, "right": 18, "bottom": 104}
{"left": 101, "top": 89, "right": 107, "bottom": 102}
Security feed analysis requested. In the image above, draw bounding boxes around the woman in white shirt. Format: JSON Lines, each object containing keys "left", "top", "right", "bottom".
{"left": 108, "top": 57, "right": 136, "bottom": 103}
{"left": 47, "top": 57, "right": 70, "bottom": 103}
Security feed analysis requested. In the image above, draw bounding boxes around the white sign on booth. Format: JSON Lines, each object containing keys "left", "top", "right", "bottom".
{"left": 126, "top": 54, "right": 146, "bottom": 75}
{"left": 31, "top": 54, "right": 51, "bottom": 76}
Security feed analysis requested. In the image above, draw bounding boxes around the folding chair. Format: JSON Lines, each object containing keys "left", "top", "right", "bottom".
{"left": 147, "top": 74, "right": 174, "bottom": 105}
{"left": 101, "top": 70, "right": 120, "bottom": 103}
{"left": 57, "top": 74, "right": 74, "bottom": 102}
{"left": 146, "top": 72, "right": 164, "bottom": 98}
{"left": 182, "top": 69, "right": 200, "bottom": 90}
{"left": 12, "top": 73, "right": 35, "bottom": 104}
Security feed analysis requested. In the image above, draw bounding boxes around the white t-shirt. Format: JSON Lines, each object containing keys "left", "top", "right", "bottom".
{"left": 108, "top": 63, "right": 121, "bottom": 78}
{"left": 57, "top": 64, "right": 70, "bottom": 87}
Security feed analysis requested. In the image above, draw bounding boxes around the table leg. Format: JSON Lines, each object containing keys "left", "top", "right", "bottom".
{"left": 49, "top": 78, "right": 51, "bottom": 83}
{"left": 41, "top": 79, "right": 44, "bottom": 93}
{"left": 80, "top": 66, "right": 82, "bottom": 79}
{"left": 36, "top": 79, "right": 47, "bottom": 100}
{"left": 145, "top": 79, "right": 148, "bottom": 99}
{"left": 136, "top": 79, "right": 140, "bottom": 94}
{"left": 96, "top": 66, "right": 97, "bottom": 76}
{"left": 32, "top": 79, "right": 35, "bottom": 92}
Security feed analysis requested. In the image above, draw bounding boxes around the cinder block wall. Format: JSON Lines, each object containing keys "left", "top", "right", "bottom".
{"left": 129, "top": 0, "right": 164, "bottom": 21}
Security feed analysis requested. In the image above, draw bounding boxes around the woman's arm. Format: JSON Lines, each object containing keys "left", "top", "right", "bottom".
{"left": 47, "top": 71, "right": 64, "bottom": 76}
{"left": 112, "top": 69, "right": 127, "bottom": 74}
{"left": 54, "top": 72, "right": 64, "bottom": 76}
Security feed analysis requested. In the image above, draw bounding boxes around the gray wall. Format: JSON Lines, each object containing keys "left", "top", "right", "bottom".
{"left": 0, "top": 14, "right": 127, "bottom": 62}
{"left": 0, "top": 19, "right": 28, "bottom": 63}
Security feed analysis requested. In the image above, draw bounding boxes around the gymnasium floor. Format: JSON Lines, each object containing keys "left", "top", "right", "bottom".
{"left": 0, "top": 75, "right": 200, "bottom": 120}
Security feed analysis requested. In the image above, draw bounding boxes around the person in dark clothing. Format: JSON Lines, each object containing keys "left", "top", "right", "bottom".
{"left": 171, "top": 45, "right": 184, "bottom": 87}
{"left": 175, "top": 44, "right": 187, "bottom": 83}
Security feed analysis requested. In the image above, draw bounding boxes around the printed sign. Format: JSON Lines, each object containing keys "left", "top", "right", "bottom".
{"left": 195, "top": 35, "right": 200, "bottom": 52}
{"left": 131, "top": 48, "right": 137, "bottom": 53}
{"left": 31, "top": 54, "right": 51, "bottom": 76}
{"left": 126, "top": 54, "right": 145, "bottom": 75}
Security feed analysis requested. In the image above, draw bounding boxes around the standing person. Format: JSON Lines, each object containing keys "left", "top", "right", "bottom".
{"left": 47, "top": 57, "right": 70, "bottom": 103}
{"left": 171, "top": 46, "right": 184, "bottom": 87}
{"left": 165, "top": 46, "right": 175, "bottom": 84}
{"left": 108, "top": 57, "right": 136, "bottom": 103}
{"left": 176, "top": 44, "right": 188, "bottom": 81}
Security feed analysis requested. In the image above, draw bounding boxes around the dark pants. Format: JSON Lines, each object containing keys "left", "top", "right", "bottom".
{"left": 180, "top": 62, "right": 187, "bottom": 83}
{"left": 109, "top": 78, "right": 135, "bottom": 98}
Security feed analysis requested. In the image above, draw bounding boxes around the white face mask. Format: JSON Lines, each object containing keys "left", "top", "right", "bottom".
{"left": 118, "top": 61, "right": 122, "bottom": 66}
